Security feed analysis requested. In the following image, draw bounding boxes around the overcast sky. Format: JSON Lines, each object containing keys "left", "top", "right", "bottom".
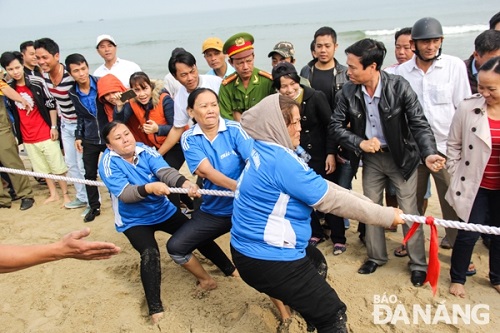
{"left": 0, "top": 0, "right": 305, "bottom": 27}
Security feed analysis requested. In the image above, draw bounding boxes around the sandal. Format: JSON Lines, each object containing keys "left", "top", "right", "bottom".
{"left": 308, "top": 237, "right": 324, "bottom": 247}
{"left": 466, "top": 261, "right": 476, "bottom": 277}
{"left": 394, "top": 245, "right": 408, "bottom": 257}
{"left": 333, "top": 243, "right": 346, "bottom": 255}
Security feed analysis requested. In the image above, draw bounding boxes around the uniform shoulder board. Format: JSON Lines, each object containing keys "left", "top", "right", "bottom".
{"left": 222, "top": 73, "right": 238, "bottom": 86}
{"left": 464, "top": 93, "right": 482, "bottom": 100}
{"left": 258, "top": 70, "right": 273, "bottom": 80}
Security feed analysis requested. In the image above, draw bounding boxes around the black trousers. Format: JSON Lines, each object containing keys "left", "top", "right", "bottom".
{"left": 231, "top": 246, "right": 347, "bottom": 333}
{"left": 82, "top": 141, "right": 107, "bottom": 209}
{"left": 123, "top": 210, "right": 232, "bottom": 315}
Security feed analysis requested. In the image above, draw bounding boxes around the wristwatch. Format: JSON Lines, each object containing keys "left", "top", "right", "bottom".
{"left": 51, "top": 125, "right": 57, "bottom": 129}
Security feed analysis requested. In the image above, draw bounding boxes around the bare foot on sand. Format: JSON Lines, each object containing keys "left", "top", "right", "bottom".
{"left": 449, "top": 283, "right": 466, "bottom": 298}
{"left": 493, "top": 285, "right": 500, "bottom": 294}
{"left": 44, "top": 195, "right": 60, "bottom": 204}
{"left": 198, "top": 278, "right": 217, "bottom": 291}
{"left": 151, "top": 312, "right": 164, "bottom": 324}
{"left": 63, "top": 193, "right": 71, "bottom": 205}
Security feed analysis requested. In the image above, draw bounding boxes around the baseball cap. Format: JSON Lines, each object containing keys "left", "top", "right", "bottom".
{"left": 272, "top": 61, "right": 298, "bottom": 81}
{"left": 96, "top": 34, "right": 117, "bottom": 48}
{"left": 268, "top": 41, "right": 295, "bottom": 58}
{"left": 202, "top": 37, "right": 224, "bottom": 53}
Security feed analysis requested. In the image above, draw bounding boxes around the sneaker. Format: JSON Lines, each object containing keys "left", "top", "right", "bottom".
{"left": 84, "top": 208, "right": 100, "bottom": 222}
{"left": 333, "top": 243, "right": 346, "bottom": 255}
{"left": 81, "top": 206, "right": 91, "bottom": 217}
{"left": 65, "top": 199, "right": 87, "bottom": 209}
{"left": 308, "top": 237, "right": 324, "bottom": 247}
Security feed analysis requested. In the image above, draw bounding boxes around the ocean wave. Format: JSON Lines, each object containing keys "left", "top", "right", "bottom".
{"left": 364, "top": 24, "right": 489, "bottom": 36}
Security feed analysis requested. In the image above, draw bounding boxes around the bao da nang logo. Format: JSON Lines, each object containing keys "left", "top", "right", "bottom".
{"left": 372, "top": 293, "right": 489, "bottom": 325}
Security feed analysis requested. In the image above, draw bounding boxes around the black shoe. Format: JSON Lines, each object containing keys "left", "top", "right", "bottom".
{"left": 411, "top": 270, "right": 427, "bottom": 287}
{"left": 358, "top": 260, "right": 379, "bottom": 274}
{"left": 20, "top": 198, "right": 34, "bottom": 210}
{"left": 84, "top": 208, "right": 100, "bottom": 222}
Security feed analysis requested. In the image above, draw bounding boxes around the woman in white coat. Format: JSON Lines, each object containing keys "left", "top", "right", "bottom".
{"left": 446, "top": 56, "right": 500, "bottom": 297}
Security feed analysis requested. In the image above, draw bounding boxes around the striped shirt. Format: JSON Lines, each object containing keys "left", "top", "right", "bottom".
{"left": 42, "top": 65, "right": 77, "bottom": 123}
{"left": 481, "top": 117, "right": 500, "bottom": 190}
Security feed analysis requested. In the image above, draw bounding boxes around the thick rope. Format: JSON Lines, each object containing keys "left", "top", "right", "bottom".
{"left": 401, "top": 213, "right": 500, "bottom": 235}
{"left": 4, "top": 166, "right": 500, "bottom": 233}
{"left": 0, "top": 166, "right": 234, "bottom": 197}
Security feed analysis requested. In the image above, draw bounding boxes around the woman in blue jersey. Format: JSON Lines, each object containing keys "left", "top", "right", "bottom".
{"left": 166, "top": 88, "right": 252, "bottom": 279}
{"left": 98, "top": 121, "right": 234, "bottom": 324}
{"left": 231, "top": 94, "right": 405, "bottom": 332}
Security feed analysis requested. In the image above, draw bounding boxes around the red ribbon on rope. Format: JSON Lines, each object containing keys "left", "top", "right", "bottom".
{"left": 402, "top": 216, "right": 440, "bottom": 296}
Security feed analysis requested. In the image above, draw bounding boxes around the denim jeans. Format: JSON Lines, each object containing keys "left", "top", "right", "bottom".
{"left": 60, "top": 121, "right": 87, "bottom": 202}
{"left": 450, "top": 188, "right": 500, "bottom": 285}
{"left": 166, "top": 209, "right": 235, "bottom": 276}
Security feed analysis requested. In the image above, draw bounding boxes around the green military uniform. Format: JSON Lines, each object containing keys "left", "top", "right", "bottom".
{"left": 0, "top": 82, "right": 34, "bottom": 207}
{"left": 218, "top": 68, "right": 275, "bottom": 120}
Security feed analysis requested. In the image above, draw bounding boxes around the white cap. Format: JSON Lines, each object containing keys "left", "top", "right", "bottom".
{"left": 96, "top": 34, "right": 116, "bottom": 48}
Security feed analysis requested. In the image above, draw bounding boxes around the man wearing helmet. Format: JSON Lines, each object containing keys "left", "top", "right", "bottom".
{"left": 396, "top": 17, "right": 471, "bottom": 250}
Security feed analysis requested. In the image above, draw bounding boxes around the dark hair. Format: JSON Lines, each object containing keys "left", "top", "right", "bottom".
{"left": 0, "top": 51, "right": 24, "bottom": 69}
{"left": 272, "top": 62, "right": 301, "bottom": 90}
{"left": 102, "top": 120, "right": 125, "bottom": 144}
{"left": 168, "top": 49, "right": 196, "bottom": 76}
{"left": 19, "top": 41, "right": 34, "bottom": 53}
{"left": 279, "top": 95, "right": 299, "bottom": 126}
{"left": 187, "top": 87, "right": 218, "bottom": 109}
{"left": 129, "top": 71, "right": 153, "bottom": 90}
{"left": 34, "top": 38, "right": 59, "bottom": 55}
{"left": 309, "top": 40, "right": 316, "bottom": 53}
{"left": 394, "top": 27, "right": 412, "bottom": 43}
{"left": 64, "top": 53, "right": 88, "bottom": 70}
{"left": 474, "top": 30, "right": 500, "bottom": 56}
{"left": 479, "top": 55, "right": 500, "bottom": 75}
{"left": 490, "top": 11, "right": 500, "bottom": 30}
{"left": 345, "top": 38, "right": 386, "bottom": 71}
{"left": 314, "top": 26, "right": 337, "bottom": 43}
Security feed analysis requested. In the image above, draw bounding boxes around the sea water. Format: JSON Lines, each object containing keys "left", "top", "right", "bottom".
{"left": 1, "top": 0, "right": 497, "bottom": 79}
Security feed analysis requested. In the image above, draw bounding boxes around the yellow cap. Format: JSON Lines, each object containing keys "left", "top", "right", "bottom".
{"left": 202, "top": 37, "right": 224, "bottom": 53}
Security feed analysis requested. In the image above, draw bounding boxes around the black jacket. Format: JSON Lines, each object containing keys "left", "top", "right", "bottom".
{"left": 299, "top": 85, "right": 334, "bottom": 176}
{"left": 329, "top": 71, "right": 437, "bottom": 180}
{"left": 299, "top": 58, "right": 349, "bottom": 110}
{"left": 68, "top": 75, "right": 109, "bottom": 145}
{"left": 7, "top": 74, "right": 56, "bottom": 144}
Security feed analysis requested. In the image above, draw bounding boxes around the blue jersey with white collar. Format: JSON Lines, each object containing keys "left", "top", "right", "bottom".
{"left": 181, "top": 118, "right": 253, "bottom": 216}
{"left": 98, "top": 142, "right": 178, "bottom": 232}
{"left": 231, "top": 140, "right": 328, "bottom": 261}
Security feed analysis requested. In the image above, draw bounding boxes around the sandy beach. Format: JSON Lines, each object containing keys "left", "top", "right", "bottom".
{"left": 0, "top": 160, "right": 497, "bottom": 333}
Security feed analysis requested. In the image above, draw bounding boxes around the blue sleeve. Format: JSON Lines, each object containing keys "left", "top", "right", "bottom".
{"left": 157, "top": 94, "right": 174, "bottom": 136}
{"left": 230, "top": 121, "right": 254, "bottom": 161}
{"left": 274, "top": 150, "right": 328, "bottom": 206}
{"left": 99, "top": 154, "right": 130, "bottom": 198}
{"left": 140, "top": 144, "right": 171, "bottom": 172}
{"left": 182, "top": 132, "right": 207, "bottom": 174}
{"left": 114, "top": 103, "right": 132, "bottom": 123}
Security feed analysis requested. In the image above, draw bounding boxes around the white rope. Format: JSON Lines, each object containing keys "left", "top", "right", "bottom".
{"left": 0, "top": 166, "right": 234, "bottom": 197}
{"left": 401, "top": 214, "right": 500, "bottom": 235}
{"left": 4, "top": 166, "right": 500, "bottom": 232}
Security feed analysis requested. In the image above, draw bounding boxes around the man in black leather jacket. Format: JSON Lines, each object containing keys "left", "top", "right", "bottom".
{"left": 329, "top": 38, "right": 445, "bottom": 287}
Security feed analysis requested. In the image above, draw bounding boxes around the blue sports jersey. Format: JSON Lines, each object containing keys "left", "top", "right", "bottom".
{"left": 231, "top": 140, "right": 329, "bottom": 261}
{"left": 98, "top": 143, "right": 178, "bottom": 232}
{"left": 181, "top": 118, "right": 253, "bottom": 216}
